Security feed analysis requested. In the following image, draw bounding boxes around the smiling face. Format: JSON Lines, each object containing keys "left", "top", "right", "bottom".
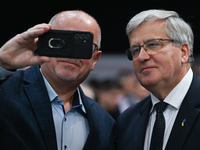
{"left": 130, "top": 20, "right": 190, "bottom": 99}
{"left": 41, "top": 11, "right": 101, "bottom": 87}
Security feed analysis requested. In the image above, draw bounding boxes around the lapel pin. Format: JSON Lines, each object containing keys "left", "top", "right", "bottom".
{"left": 182, "top": 119, "right": 186, "bottom": 126}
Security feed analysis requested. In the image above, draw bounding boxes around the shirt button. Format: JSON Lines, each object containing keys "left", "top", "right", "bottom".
{"left": 64, "top": 145, "right": 67, "bottom": 149}
{"left": 64, "top": 118, "right": 67, "bottom": 122}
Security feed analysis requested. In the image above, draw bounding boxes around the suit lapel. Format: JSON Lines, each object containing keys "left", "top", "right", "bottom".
{"left": 166, "top": 100, "right": 199, "bottom": 150}
{"left": 78, "top": 86, "right": 98, "bottom": 150}
{"left": 133, "top": 98, "right": 152, "bottom": 149}
{"left": 23, "top": 66, "right": 57, "bottom": 150}
{"left": 166, "top": 72, "right": 200, "bottom": 150}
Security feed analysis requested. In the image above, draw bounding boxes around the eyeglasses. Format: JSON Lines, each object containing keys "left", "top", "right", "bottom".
{"left": 125, "top": 38, "right": 176, "bottom": 60}
{"left": 92, "top": 43, "right": 99, "bottom": 54}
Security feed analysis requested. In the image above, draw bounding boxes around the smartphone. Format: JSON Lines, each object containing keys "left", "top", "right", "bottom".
{"left": 35, "top": 29, "right": 94, "bottom": 59}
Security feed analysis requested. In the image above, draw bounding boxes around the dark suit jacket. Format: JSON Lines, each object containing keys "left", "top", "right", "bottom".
{"left": 115, "top": 71, "right": 200, "bottom": 150}
{"left": 0, "top": 66, "right": 116, "bottom": 150}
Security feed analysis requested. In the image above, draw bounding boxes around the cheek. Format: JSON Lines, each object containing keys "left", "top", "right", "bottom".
{"left": 44, "top": 59, "right": 56, "bottom": 71}
{"left": 80, "top": 60, "right": 93, "bottom": 72}
{"left": 164, "top": 51, "right": 182, "bottom": 69}
{"left": 132, "top": 60, "right": 141, "bottom": 74}
{"left": 156, "top": 54, "right": 182, "bottom": 81}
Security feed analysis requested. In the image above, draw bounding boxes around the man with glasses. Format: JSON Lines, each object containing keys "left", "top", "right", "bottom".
{"left": 0, "top": 10, "right": 116, "bottom": 150}
{"left": 116, "top": 9, "right": 200, "bottom": 150}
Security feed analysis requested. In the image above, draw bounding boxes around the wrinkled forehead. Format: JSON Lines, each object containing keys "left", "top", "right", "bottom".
{"left": 129, "top": 20, "right": 168, "bottom": 43}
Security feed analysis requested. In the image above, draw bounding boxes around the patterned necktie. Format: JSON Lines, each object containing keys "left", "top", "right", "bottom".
{"left": 150, "top": 101, "right": 167, "bottom": 150}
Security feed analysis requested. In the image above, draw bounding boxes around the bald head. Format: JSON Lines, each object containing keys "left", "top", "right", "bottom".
{"left": 49, "top": 10, "right": 101, "bottom": 48}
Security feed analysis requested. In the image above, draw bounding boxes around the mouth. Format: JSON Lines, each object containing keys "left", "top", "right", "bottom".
{"left": 58, "top": 58, "right": 81, "bottom": 67}
{"left": 141, "top": 66, "right": 155, "bottom": 73}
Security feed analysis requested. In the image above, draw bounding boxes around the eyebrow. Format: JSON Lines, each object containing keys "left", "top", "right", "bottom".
{"left": 130, "top": 38, "right": 159, "bottom": 47}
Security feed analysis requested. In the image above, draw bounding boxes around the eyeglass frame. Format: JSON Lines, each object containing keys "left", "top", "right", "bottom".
{"left": 125, "top": 38, "right": 176, "bottom": 60}
{"left": 92, "top": 43, "right": 99, "bottom": 54}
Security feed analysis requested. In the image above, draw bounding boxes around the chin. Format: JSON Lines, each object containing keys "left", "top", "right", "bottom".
{"left": 56, "top": 72, "right": 79, "bottom": 81}
{"left": 140, "top": 78, "right": 157, "bottom": 88}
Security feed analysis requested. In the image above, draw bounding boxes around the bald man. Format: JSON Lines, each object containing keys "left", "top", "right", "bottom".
{"left": 0, "top": 10, "right": 116, "bottom": 150}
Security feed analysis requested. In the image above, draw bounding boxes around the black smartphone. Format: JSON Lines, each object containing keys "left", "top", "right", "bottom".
{"left": 35, "top": 29, "right": 94, "bottom": 59}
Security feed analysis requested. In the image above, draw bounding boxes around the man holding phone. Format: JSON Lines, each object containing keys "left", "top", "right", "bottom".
{"left": 0, "top": 10, "right": 115, "bottom": 150}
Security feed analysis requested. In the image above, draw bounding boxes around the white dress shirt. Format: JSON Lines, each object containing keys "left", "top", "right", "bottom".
{"left": 144, "top": 68, "right": 193, "bottom": 150}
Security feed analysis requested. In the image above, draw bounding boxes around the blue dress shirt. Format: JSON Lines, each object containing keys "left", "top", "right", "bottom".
{"left": 41, "top": 71, "right": 89, "bottom": 150}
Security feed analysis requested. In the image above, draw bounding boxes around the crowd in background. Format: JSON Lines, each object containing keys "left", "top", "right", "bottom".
{"left": 81, "top": 69, "right": 150, "bottom": 120}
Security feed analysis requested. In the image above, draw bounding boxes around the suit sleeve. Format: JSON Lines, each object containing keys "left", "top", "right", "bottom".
{"left": 0, "top": 67, "right": 15, "bottom": 80}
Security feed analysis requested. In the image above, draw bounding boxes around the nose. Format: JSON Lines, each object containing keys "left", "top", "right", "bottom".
{"left": 137, "top": 47, "right": 150, "bottom": 61}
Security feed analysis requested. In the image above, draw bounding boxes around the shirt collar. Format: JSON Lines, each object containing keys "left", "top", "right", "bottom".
{"left": 40, "top": 69, "right": 86, "bottom": 114}
{"left": 150, "top": 68, "right": 193, "bottom": 113}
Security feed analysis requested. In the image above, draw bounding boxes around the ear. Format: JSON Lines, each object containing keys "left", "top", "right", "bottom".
{"left": 91, "top": 50, "right": 102, "bottom": 71}
{"left": 181, "top": 43, "right": 190, "bottom": 63}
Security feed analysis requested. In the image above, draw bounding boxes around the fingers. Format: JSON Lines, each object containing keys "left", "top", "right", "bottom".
{"left": 0, "top": 23, "right": 52, "bottom": 70}
{"left": 21, "top": 23, "right": 51, "bottom": 42}
{"left": 27, "top": 23, "right": 51, "bottom": 31}
{"left": 29, "top": 56, "right": 51, "bottom": 66}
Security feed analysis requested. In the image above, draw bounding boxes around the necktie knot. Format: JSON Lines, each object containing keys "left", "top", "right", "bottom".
{"left": 156, "top": 101, "right": 167, "bottom": 113}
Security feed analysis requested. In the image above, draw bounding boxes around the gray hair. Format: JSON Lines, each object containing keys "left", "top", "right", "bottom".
{"left": 49, "top": 10, "right": 102, "bottom": 49}
{"left": 126, "top": 9, "right": 194, "bottom": 63}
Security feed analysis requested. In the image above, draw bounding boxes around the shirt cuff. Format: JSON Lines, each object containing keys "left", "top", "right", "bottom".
{"left": 0, "top": 67, "right": 15, "bottom": 80}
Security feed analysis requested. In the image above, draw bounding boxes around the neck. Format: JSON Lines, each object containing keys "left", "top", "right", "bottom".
{"left": 53, "top": 84, "right": 77, "bottom": 112}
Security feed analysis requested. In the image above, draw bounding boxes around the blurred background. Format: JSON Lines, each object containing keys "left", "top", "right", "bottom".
{"left": 1, "top": 0, "right": 200, "bottom": 120}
